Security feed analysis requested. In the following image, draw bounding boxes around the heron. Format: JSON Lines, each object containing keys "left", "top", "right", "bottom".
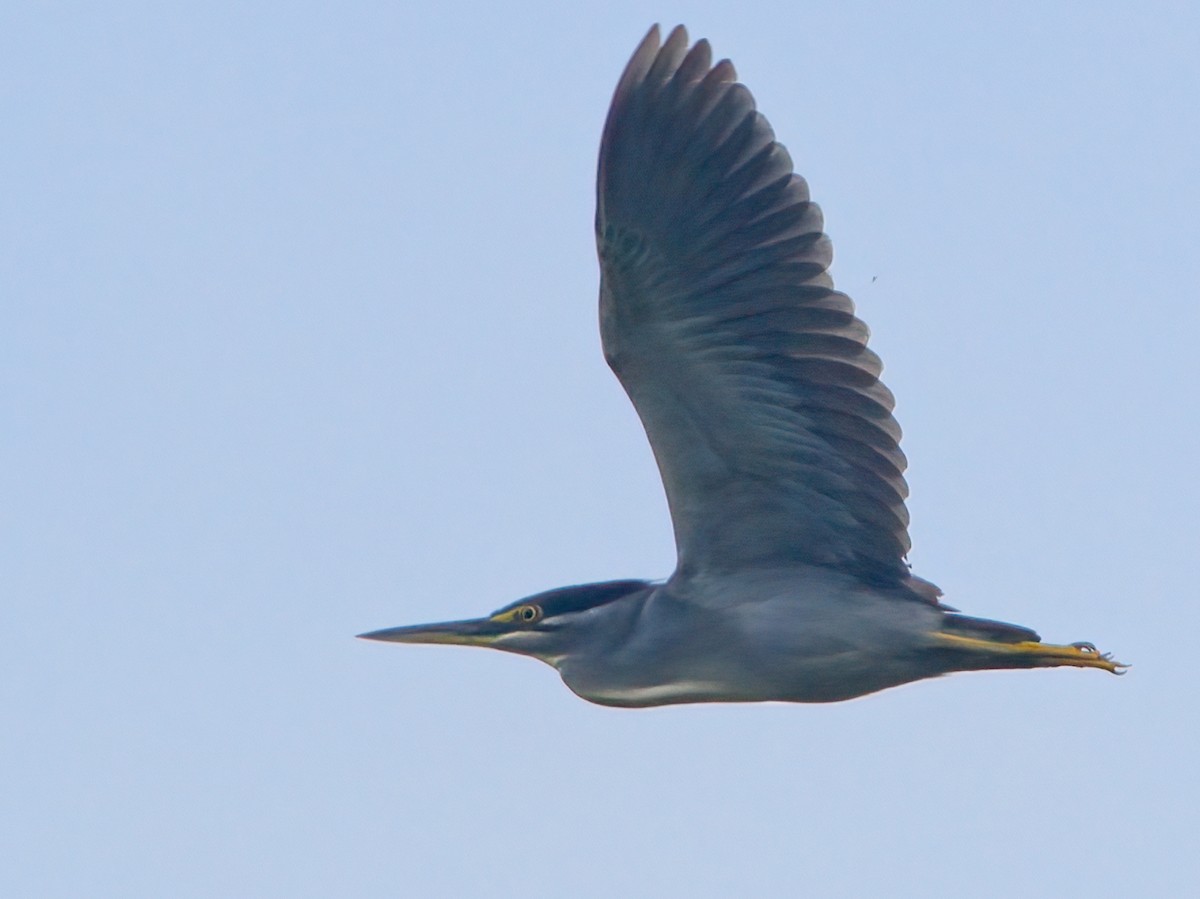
{"left": 359, "top": 25, "right": 1125, "bottom": 706}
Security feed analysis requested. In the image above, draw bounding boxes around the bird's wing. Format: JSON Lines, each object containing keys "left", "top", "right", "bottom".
{"left": 597, "top": 25, "right": 911, "bottom": 584}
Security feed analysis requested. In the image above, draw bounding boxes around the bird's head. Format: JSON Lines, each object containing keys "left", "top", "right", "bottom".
{"left": 357, "top": 579, "right": 651, "bottom": 667}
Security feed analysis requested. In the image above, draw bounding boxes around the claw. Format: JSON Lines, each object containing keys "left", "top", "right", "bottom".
{"left": 1070, "top": 641, "right": 1129, "bottom": 674}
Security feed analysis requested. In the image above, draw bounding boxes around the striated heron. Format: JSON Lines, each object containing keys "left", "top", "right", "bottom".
{"left": 359, "top": 25, "right": 1125, "bottom": 706}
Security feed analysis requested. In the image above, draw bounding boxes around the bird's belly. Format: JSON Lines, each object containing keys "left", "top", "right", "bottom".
{"left": 573, "top": 650, "right": 931, "bottom": 706}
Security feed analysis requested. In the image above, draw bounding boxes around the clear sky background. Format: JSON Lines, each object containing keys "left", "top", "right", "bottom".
{"left": 5, "top": 1, "right": 1198, "bottom": 896}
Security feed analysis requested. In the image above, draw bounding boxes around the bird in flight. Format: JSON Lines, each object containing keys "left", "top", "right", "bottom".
{"left": 360, "top": 25, "right": 1124, "bottom": 706}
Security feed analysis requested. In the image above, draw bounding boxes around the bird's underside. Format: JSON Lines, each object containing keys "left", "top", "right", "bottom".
{"left": 551, "top": 572, "right": 1123, "bottom": 708}
{"left": 357, "top": 24, "right": 1125, "bottom": 704}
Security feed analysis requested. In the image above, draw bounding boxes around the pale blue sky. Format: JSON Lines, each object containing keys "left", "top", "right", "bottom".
{"left": 4, "top": 2, "right": 1198, "bottom": 896}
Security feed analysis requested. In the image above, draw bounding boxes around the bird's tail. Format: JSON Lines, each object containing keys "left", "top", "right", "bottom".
{"left": 941, "top": 612, "right": 1040, "bottom": 644}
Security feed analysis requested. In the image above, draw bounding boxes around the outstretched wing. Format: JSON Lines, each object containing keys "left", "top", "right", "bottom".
{"left": 597, "top": 25, "right": 911, "bottom": 585}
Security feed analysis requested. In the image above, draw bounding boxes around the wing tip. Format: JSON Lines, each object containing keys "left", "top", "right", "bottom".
{"left": 610, "top": 25, "right": 741, "bottom": 109}
{"left": 611, "top": 25, "right": 666, "bottom": 104}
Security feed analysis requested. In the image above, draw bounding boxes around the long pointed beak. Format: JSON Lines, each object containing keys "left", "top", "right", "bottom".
{"left": 357, "top": 616, "right": 506, "bottom": 647}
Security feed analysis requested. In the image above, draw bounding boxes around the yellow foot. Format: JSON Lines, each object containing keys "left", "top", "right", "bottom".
{"left": 932, "top": 632, "right": 1128, "bottom": 674}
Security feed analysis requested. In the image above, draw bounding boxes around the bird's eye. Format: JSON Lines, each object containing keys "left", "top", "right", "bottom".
{"left": 518, "top": 605, "right": 541, "bottom": 623}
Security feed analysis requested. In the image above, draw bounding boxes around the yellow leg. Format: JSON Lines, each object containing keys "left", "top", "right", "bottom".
{"left": 932, "top": 632, "right": 1128, "bottom": 674}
